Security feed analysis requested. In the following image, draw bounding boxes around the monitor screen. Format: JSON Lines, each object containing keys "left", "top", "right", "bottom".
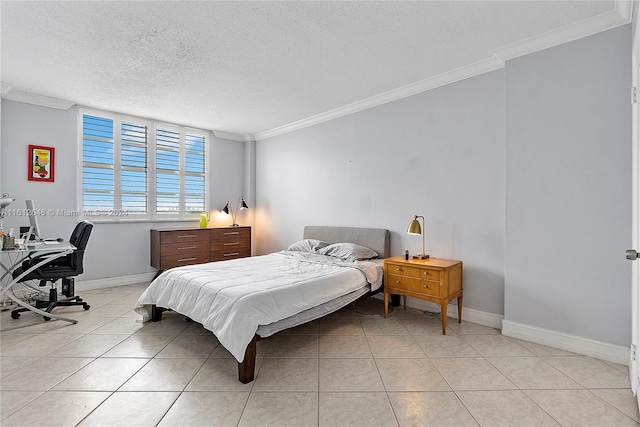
{"left": 25, "top": 199, "right": 41, "bottom": 241}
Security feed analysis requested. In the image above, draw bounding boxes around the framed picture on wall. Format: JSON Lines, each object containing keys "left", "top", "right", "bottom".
{"left": 28, "top": 145, "right": 55, "bottom": 182}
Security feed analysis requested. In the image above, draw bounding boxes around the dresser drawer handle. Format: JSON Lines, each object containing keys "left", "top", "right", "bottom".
{"left": 178, "top": 246, "right": 196, "bottom": 250}
{"left": 224, "top": 252, "right": 240, "bottom": 257}
{"left": 223, "top": 242, "right": 239, "bottom": 246}
{"left": 177, "top": 235, "right": 196, "bottom": 238}
{"left": 177, "top": 257, "right": 197, "bottom": 262}
{"left": 224, "top": 232, "right": 240, "bottom": 235}
{"left": 423, "top": 271, "right": 429, "bottom": 275}
{"left": 396, "top": 267, "right": 402, "bottom": 272}
{"left": 423, "top": 284, "right": 428, "bottom": 288}
{"left": 396, "top": 280, "right": 401, "bottom": 284}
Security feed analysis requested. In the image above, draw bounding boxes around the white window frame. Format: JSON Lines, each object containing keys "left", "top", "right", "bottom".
{"left": 78, "top": 107, "right": 209, "bottom": 222}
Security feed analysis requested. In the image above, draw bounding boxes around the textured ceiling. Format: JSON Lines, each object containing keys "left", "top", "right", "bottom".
{"left": 0, "top": 1, "right": 625, "bottom": 139}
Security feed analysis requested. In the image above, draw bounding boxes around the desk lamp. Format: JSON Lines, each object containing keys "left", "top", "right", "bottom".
{"left": 0, "top": 194, "right": 16, "bottom": 235}
{"left": 221, "top": 197, "right": 249, "bottom": 227}
{"left": 407, "top": 215, "right": 429, "bottom": 259}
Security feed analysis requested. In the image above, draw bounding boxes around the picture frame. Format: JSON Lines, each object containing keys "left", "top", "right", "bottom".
{"left": 28, "top": 145, "right": 55, "bottom": 182}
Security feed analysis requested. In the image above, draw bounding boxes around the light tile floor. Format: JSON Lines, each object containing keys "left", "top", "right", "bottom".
{"left": 1, "top": 283, "right": 639, "bottom": 426}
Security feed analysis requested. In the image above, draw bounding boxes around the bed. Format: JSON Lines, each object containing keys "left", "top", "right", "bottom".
{"left": 135, "top": 225, "right": 390, "bottom": 383}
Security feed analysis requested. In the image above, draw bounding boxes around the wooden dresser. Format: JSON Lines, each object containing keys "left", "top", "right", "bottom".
{"left": 151, "top": 226, "right": 251, "bottom": 273}
{"left": 383, "top": 256, "right": 463, "bottom": 334}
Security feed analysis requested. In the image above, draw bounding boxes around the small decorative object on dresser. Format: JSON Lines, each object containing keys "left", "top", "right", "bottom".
{"left": 384, "top": 256, "right": 463, "bottom": 334}
{"left": 150, "top": 226, "right": 251, "bottom": 275}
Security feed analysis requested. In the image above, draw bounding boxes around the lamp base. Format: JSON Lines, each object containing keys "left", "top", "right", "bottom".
{"left": 230, "top": 223, "right": 240, "bottom": 227}
{"left": 413, "top": 254, "right": 430, "bottom": 260}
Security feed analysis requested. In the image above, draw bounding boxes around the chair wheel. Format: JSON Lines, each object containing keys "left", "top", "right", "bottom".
{"left": 83, "top": 303, "right": 90, "bottom": 310}
{"left": 43, "top": 316, "right": 51, "bottom": 321}
{"left": 11, "top": 311, "right": 20, "bottom": 319}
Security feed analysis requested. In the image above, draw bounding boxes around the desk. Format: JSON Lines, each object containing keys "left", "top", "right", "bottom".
{"left": 1, "top": 242, "right": 77, "bottom": 324}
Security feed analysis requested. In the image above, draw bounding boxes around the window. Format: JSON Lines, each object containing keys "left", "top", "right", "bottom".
{"left": 80, "top": 109, "right": 208, "bottom": 221}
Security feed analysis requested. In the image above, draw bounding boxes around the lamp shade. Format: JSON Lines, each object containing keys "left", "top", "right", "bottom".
{"left": 0, "top": 196, "right": 15, "bottom": 210}
{"left": 221, "top": 202, "right": 230, "bottom": 215}
{"left": 240, "top": 198, "right": 248, "bottom": 210}
{"left": 407, "top": 216, "right": 421, "bottom": 235}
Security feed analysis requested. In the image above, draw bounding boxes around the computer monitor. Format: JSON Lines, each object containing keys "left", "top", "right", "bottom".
{"left": 25, "top": 199, "right": 42, "bottom": 241}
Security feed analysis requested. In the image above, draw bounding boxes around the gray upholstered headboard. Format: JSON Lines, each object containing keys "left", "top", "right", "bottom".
{"left": 303, "top": 226, "right": 390, "bottom": 259}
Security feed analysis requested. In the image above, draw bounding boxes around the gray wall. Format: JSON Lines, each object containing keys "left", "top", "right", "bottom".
{"left": 255, "top": 24, "right": 633, "bottom": 345}
{"left": 0, "top": 99, "right": 247, "bottom": 280}
{"left": 504, "top": 25, "right": 632, "bottom": 345}
{"left": 256, "top": 70, "right": 507, "bottom": 316}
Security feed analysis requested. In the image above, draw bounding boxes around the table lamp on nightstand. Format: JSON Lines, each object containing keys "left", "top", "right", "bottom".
{"left": 407, "top": 214, "right": 429, "bottom": 259}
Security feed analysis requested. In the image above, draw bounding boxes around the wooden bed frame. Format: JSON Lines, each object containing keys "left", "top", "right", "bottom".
{"left": 150, "top": 225, "right": 390, "bottom": 383}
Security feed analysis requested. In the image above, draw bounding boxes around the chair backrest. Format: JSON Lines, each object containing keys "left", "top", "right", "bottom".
{"left": 69, "top": 221, "right": 93, "bottom": 273}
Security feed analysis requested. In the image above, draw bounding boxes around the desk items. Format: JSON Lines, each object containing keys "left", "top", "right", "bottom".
{"left": 1, "top": 221, "right": 94, "bottom": 323}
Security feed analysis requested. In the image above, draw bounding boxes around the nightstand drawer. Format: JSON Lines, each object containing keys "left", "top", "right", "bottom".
{"left": 386, "top": 264, "right": 441, "bottom": 280}
{"left": 387, "top": 274, "right": 441, "bottom": 296}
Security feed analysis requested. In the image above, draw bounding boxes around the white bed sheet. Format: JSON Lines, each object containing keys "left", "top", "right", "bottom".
{"left": 135, "top": 251, "right": 382, "bottom": 362}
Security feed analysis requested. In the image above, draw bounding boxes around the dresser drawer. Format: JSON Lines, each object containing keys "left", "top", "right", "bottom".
{"left": 386, "top": 274, "right": 441, "bottom": 297}
{"left": 210, "top": 236, "right": 251, "bottom": 250}
{"left": 211, "top": 247, "right": 251, "bottom": 261}
{"left": 161, "top": 239, "right": 210, "bottom": 256}
{"left": 386, "top": 263, "right": 441, "bottom": 280}
{"left": 161, "top": 251, "right": 210, "bottom": 269}
{"left": 161, "top": 229, "right": 209, "bottom": 244}
{"left": 211, "top": 227, "right": 250, "bottom": 240}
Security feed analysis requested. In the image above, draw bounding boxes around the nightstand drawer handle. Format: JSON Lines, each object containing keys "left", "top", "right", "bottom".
{"left": 423, "top": 271, "right": 429, "bottom": 275}
{"left": 396, "top": 267, "right": 402, "bottom": 271}
{"left": 396, "top": 280, "right": 401, "bottom": 284}
{"left": 224, "top": 252, "right": 240, "bottom": 257}
{"left": 223, "top": 242, "right": 240, "bottom": 246}
{"left": 423, "top": 284, "right": 428, "bottom": 288}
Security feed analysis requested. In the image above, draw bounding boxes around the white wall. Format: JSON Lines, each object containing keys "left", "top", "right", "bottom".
{"left": 256, "top": 70, "right": 507, "bottom": 316}
{"left": 504, "top": 25, "right": 632, "bottom": 346}
{"left": 0, "top": 99, "right": 247, "bottom": 281}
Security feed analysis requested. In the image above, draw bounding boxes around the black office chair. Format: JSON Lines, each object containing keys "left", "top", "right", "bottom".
{"left": 11, "top": 220, "right": 93, "bottom": 320}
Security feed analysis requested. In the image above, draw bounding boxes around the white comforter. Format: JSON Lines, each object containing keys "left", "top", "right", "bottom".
{"left": 134, "top": 251, "right": 382, "bottom": 362}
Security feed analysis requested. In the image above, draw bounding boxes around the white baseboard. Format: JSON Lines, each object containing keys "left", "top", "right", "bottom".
{"left": 502, "top": 320, "right": 630, "bottom": 365}
{"left": 373, "top": 294, "right": 630, "bottom": 364}
{"left": 76, "top": 272, "right": 155, "bottom": 291}
{"left": 76, "top": 276, "right": 630, "bottom": 365}
{"left": 371, "top": 294, "right": 504, "bottom": 329}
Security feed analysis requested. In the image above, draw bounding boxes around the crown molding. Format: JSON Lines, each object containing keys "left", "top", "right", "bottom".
{"left": 256, "top": 2, "right": 631, "bottom": 141}
{"left": 1, "top": 82, "right": 13, "bottom": 97}
{"left": 254, "top": 56, "right": 504, "bottom": 141}
{"left": 1, "top": 86, "right": 75, "bottom": 110}
{"left": 212, "top": 130, "right": 245, "bottom": 141}
{"left": 493, "top": 3, "right": 631, "bottom": 62}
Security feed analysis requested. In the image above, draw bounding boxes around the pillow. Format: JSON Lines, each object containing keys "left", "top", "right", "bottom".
{"left": 317, "top": 242, "right": 378, "bottom": 262}
{"left": 287, "top": 239, "right": 330, "bottom": 253}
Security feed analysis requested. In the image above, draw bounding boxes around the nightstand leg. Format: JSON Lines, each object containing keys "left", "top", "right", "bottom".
{"left": 457, "top": 296, "right": 463, "bottom": 323}
{"left": 384, "top": 293, "right": 389, "bottom": 318}
{"left": 402, "top": 295, "right": 407, "bottom": 310}
{"left": 441, "top": 303, "right": 447, "bottom": 335}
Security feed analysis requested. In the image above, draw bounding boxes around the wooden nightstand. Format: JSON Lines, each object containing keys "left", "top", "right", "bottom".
{"left": 384, "top": 256, "right": 463, "bottom": 334}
